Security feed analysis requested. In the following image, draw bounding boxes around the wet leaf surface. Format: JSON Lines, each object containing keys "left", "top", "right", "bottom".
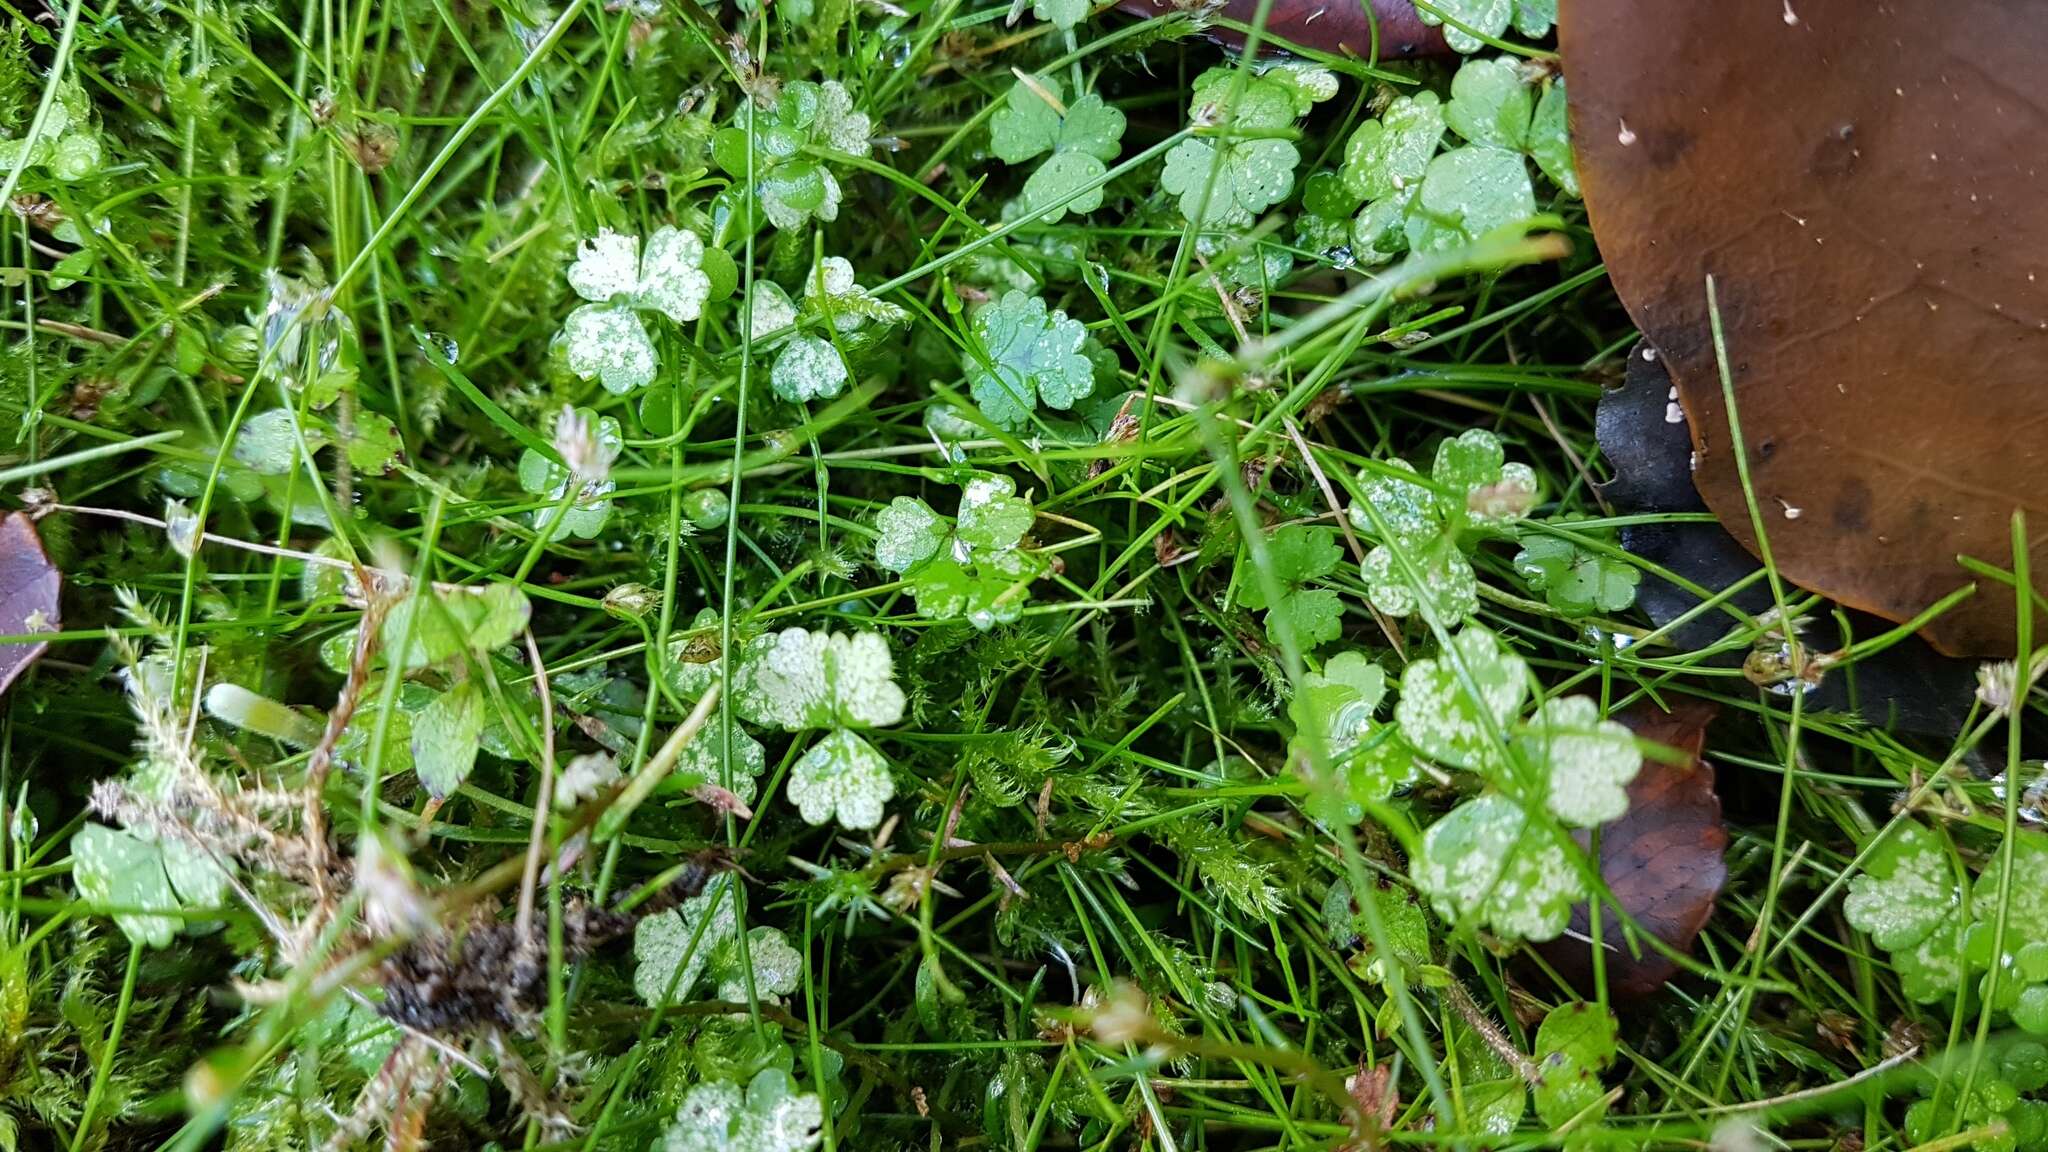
{"left": 1563, "top": 0, "right": 2048, "bottom": 656}
{"left": 1595, "top": 344, "right": 1980, "bottom": 737}
{"left": 1114, "top": 0, "right": 1447, "bottom": 58}
{"left": 0, "top": 512, "right": 60, "bottom": 697}
{"left": 1534, "top": 700, "right": 1726, "bottom": 1000}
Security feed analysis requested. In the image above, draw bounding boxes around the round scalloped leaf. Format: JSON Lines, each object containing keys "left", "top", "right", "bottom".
{"left": 713, "top": 926, "right": 805, "bottom": 1002}
{"left": 564, "top": 304, "right": 658, "bottom": 394}
{"left": 1445, "top": 57, "right": 1534, "bottom": 152}
{"left": 1349, "top": 460, "right": 1439, "bottom": 549}
{"left": 1412, "top": 794, "right": 1582, "bottom": 942}
{"left": 71, "top": 823, "right": 180, "bottom": 949}
{"left": 661, "top": 1068, "right": 823, "bottom": 1152}
{"left": 875, "top": 497, "right": 947, "bottom": 573}
{"left": 771, "top": 335, "right": 850, "bottom": 403}
{"left": 1341, "top": 93, "right": 1445, "bottom": 203}
{"left": 1394, "top": 626, "right": 1528, "bottom": 772}
{"left": 1519, "top": 696, "right": 1640, "bottom": 827}
{"left": 1361, "top": 544, "right": 1477, "bottom": 623}
{"left": 731, "top": 629, "right": 906, "bottom": 732}
{"left": 787, "top": 728, "right": 895, "bottom": 831}
{"left": 1844, "top": 822, "right": 1960, "bottom": 952}
{"left": 412, "top": 679, "right": 485, "bottom": 800}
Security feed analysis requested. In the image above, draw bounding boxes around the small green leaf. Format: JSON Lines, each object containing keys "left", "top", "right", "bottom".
{"left": 1161, "top": 136, "right": 1299, "bottom": 229}
{"left": 1341, "top": 93, "right": 1445, "bottom": 202}
{"left": 232, "top": 408, "right": 316, "bottom": 475}
{"left": 1021, "top": 151, "right": 1108, "bottom": 221}
{"left": 1513, "top": 532, "right": 1639, "bottom": 616}
{"left": 1533, "top": 1003, "right": 1618, "bottom": 1127}
{"left": 1032, "top": 0, "right": 1087, "bottom": 30}
{"left": 517, "top": 410, "right": 620, "bottom": 541}
{"left": 963, "top": 291, "right": 1095, "bottom": 430}
{"left": 412, "top": 680, "right": 485, "bottom": 799}
{"left": 660, "top": 1068, "right": 823, "bottom": 1152}
{"left": 1444, "top": 57, "right": 1533, "bottom": 152}
{"left": 1394, "top": 626, "right": 1527, "bottom": 772}
{"left": 1291, "top": 652, "right": 1419, "bottom": 819}
{"left": 1263, "top": 524, "right": 1343, "bottom": 587}
{"left": 1414, "top": 0, "right": 1514, "bottom": 54}
{"left": 71, "top": 824, "right": 180, "bottom": 948}
{"left": 956, "top": 475, "right": 1035, "bottom": 552}
{"left": 1257, "top": 61, "right": 1340, "bottom": 115}
{"left": 713, "top": 80, "right": 869, "bottom": 231}
{"left": 381, "top": 584, "right": 532, "bottom": 671}
{"left": 788, "top": 728, "right": 895, "bottom": 831}
{"left": 1266, "top": 589, "right": 1346, "bottom": 649}
{"left": 1404, "top": 146, "right": 1536, "bottom": 254}
{"left": 1243, "top": 525, "right": 1346, "bottom": 649}
{"left": 1529, "top": 79, "right": 1579, "bottom": 196}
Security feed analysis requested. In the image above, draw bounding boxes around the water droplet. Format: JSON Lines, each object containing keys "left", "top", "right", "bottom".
{"left": 420, "top": 331, "right": 460, "bottom": 364}
{"left": 11, "top": 804, "right": 38, "bottom": 844}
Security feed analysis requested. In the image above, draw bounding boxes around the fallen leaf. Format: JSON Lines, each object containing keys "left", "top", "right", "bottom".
{"left": 1562, "top": 0, "right": 2048, "bottom": 656}
{"left": 1596, "top": 343, "right": 1981, "bottom": 738}
{"left": 1533, "top": 700, "right": 1726, "bottom": 1000}
{"left": 1113, "top": 0, "right": 1447, "bottom": 58}
{"left": 0, "top": 512, "right": 60, "bottom": 697}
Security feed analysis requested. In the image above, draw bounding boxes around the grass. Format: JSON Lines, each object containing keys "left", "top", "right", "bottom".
{"left": 0, "top": 2, "right": 2045, "bottom": 1151}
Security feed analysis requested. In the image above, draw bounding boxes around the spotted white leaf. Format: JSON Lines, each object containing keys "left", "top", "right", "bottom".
{"left": 713, "top": 926, "right": 804, "bottom": 1001}
{"left": 564, "top": 304, "right": 657, "bottom": 394}
{"left": 732, "top": 628, "right": 906, "bottom": 731}
{"left": 1517, "top": 696, "right": 1639, "bottom": 827}
{"left": 771, "top": 335, "right": 849, "bottom": 403}
{"left": 661, "top": 1068, "right": 823, "bottom": 1152}
{"left": 874, "top": 496, "right": 947, "bottom": 574}
{"left": 634, "top": 874, "right": 741, "bottom": 1006}
{"left": 673, "top": 717, "right": 767, "bottom": 805}
{"left": 1394, "top": 625, "right": 1527, "bottom": 772}
{"left": 1361, "top": 544, "right": 1477, "bottom": 623}
{"left": 1412, "top": 794, "right": 1583, "bottom": 941}
{"left": 788, "top": 728, "right": 895, "bottom": 830}
{"left": 746, "top": 282, "right": 798, "bottom": 340}
{"left": 1349, "top": 460, "right": 1437, "bottom": 549}
{"left": 567, "top": 229, "right": 642, "bottom": 304}
{"left": 1845, "top": 822, "right": 1961, "bottom": 953}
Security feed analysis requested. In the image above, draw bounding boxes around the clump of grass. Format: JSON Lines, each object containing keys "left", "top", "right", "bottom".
{"left": 0, "top": 2, "right": 2042, "bottom": 1152}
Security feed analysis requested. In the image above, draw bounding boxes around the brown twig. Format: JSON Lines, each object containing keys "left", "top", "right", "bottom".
{"left": 304, "top": 579, "right": 389, "bottom": 906}
{"left": 514, "top": 630, "right": 557, "bottom": 945}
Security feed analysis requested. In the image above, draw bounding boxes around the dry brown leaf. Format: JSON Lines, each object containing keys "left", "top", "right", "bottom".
{"left": 1113, "top": 0, "right": 1446, "bottom": 58}
{"left": 1562, "top": 0, "right": 2048, "bottom": 656}
{"left": 1534, "top": 699, "right": 1727, "bottom": 1000}
{"left": 0, "top": 512, "right": 60, "bottom": 697}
